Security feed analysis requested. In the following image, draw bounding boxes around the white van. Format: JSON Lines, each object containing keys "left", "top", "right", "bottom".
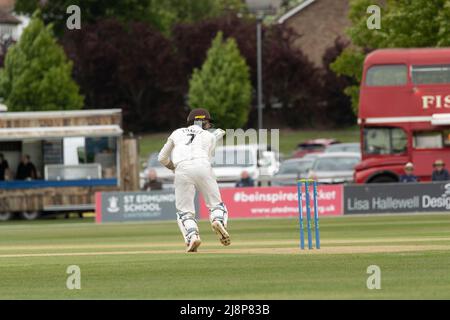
{"left": 212, "top": 144, "right": 279, "bottom": 186}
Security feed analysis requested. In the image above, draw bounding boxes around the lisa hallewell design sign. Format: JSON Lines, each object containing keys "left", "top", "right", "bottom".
{"left": 96, "top": 190, "right": 187, "bottom": 222}
{"left": 344, "top": 182, "right": 450, "bottom": 214}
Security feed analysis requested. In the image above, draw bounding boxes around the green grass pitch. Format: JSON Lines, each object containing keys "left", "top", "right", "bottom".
{"left": 0, "top": 213, "right": 449, "bottom": 299}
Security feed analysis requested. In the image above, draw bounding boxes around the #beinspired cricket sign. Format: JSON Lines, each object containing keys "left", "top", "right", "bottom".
{"left": 199, "top": 185, "right": 344, "bottom": 219}
{"left": 95, "top": 190, "right": 182, "bottom": 223}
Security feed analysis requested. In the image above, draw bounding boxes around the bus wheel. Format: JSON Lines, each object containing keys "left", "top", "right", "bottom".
{"left": 0, "top": 212, "right": 13, "bottom": 221}
{"left": 20, "top": 211, "right": 40, "bottom": 221}
{"left": 369, "top": 175, "right": 398, "bottom": 183}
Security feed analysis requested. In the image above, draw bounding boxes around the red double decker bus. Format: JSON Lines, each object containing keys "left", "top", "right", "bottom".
{"left": 354, "top": 48, "right": 450, "bottom": 183}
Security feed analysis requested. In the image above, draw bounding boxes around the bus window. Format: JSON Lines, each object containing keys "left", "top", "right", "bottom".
{"left": 413, "top": 132, "right": 442, "bottom": 149}
{"left": 414, "top": 130, "right": 450, "bottom": 149}
{"left": 412, "top": 65, "right": 450, "bottom": 84}
{"left": 445, "top": 130, "right": 450, "bottom": 147}
{"left": 364, "top": 127, "right": 407, "bottom": 155}
{"left": 392, "top": 128, "right": 408, "bottom": 153}
{"left": 366, "top": 65, "right": 408, "bottom": 86}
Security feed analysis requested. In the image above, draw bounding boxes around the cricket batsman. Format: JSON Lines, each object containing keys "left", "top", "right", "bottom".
{"left": 158, "top": 108, "right": 230, "bottom": 252}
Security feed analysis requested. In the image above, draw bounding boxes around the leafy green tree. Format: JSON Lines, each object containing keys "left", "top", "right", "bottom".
{"left": 331, "top": 0, "right": 450, "bottom": 113}
{"left": 16, "top": 0, "right": 162, "bottom": 36}
{"left": 15, "top": 0, "right": 244, "bottom": 36}
{"left": 329, "top": 47, "right": 366, "bottom": 114}
{"left": 63, "top": 19, "right": 184, "bottom": 132}
{"left": 148, "top": 0, "right": 244, "bottom": 35}
{"left": 188, "top": 32, "right": 252, "bottom": 129}
{"left": 0, "top": 12, "right": 83, "bottom": 111}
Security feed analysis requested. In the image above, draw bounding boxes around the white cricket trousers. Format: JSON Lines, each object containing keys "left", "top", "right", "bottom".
{"left": 174, "top": 159, "right": 222, "bottom": 213}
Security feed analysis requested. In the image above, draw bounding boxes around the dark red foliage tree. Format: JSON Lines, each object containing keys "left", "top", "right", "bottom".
{"left": 62, "top": 19, "right": 185, "bottom": 132}
{"left": 61, "top": 14, "right": 343, "bottom": 132}
{"left": 318, "top": 37, "right": 356, "bottom": 127}
{"left": 172, "top": 13, "right": 321, "bottom": 129}
{"left": 0, "top": 37, "right": 15, "bottom": 68}
{"left": 172, "top": 13, "right": 257, "bottom": 90}
{"left": 262, "top": 25, "right": 322, "bottom": 128}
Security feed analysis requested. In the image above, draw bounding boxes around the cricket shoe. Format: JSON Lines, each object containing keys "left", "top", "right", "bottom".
{"left": 186, "top": 234, "right": 201, "bottom": 253}
{"left": 211, "top": 221, "right": 231, "bottom": 246}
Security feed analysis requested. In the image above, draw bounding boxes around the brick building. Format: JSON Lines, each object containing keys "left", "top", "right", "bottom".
{"left": 0, "top": 0, "right": 14, "bottom": 11}
{"left": 0, "top": 0, "right": 29, "bottom": 41}
{"left": 0, "top": 0, "right": 19, "bottom": 39}
{"left": 277, "top": 0, "right": 351, "bottom": 67}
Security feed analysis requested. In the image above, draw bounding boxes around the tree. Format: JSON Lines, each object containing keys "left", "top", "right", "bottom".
{"left": 15, "top": 0, "right": 150, "bottom": 37}
{"left": 159, "top": 0, "right": 244, "bottom": 29}
{"left": 174, "top": 14, "right": 321, "bottom": 129}
{"left": 318, "top": 37, "right": 356, "bottom": 127}
{"left": 330, "top": 47, "right": 367, "bottom": 114}
{"left": 15, "top": 0, "right": 244, "bottom": 37}
{"left": 0, "top": 12, "right": 83, "bottom": 111}
{"left": 188, "top": 32, "right": 252, "bottom": 129}
{"left": 62, "top": 19, "right": 184, "bottom": 132}
{"left": 262, "top": 25, "right": 322, "bottom": 128}
{"left": 331, "top": 0, "right": 450, "bottom": 113}
{"left": 172, "top": 14, "right": 257, "bottom": 91}
{"left": 0, "top": 36, "right": 15, "bottom": 68}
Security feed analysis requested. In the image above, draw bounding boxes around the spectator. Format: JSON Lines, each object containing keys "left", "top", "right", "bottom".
{"left": 236, "top": 170, "right": 255, "bottom": 187}
{"left": 431, "top": 159, "right": 450, "bottom": 181}
{"left": 16, "top": 155, "right": 37, "bottom": 180}
{"left": 0, "top": 153, "right": 9, "bottom": 181}
{"left": 399, "top": 162, "right": 418, "bottom": 183}
{"left": 143, "top": 169, "right": 163, "bottom": 191}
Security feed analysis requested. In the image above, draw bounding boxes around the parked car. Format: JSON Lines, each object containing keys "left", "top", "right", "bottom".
{"left": 292, "top": 138, "right": 339, "bottom": 158}
{"left": 303, "top": 153, "right": 321, "bottom": 161}
{"left": 308, "top": 152, "right": 361, "bottom": 184}
{"left": 140, "top": 152, "right": 174, "bottom": 188}
{"left": 140, "top": 145, "right": 280, "bottom": 188}
{"left": 258, "top": 149, "right": 280, "bottom": 177}
{"left": 325, "top": 142, "right": 361, "bottom": 154}
{"left": 271, "top": 158, "right": 315, "bottom": 186}
{"left": 212, "top": 144, "right": 279, "bottom": 186}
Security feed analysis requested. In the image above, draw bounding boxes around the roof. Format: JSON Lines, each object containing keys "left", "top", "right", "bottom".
{"left": 298, "top": 138, "right": 339, "bottom": 147}
{"left": 0, "top": 125, "right": 123, "bottom": 140}
{"left": 0, "top": 9, "right": 20, "bottom": 25}
{"left": 327, "top": 143, "right": 360, "bottom": 147}
{"left": 0, "top": 109, "right": 122, "bottom": 119}
{"left": 277, "top": 0, "right": 315, "bottom": 24}
{"left": 283, "top": 157, "right": 314, "bottom": 163}
{"left": 247, "top": 0, "right": 282, "bottom": 13}
{"left": 216, "top": 144, "right": 268, "bottom": 150}
{"left": 316, "top": 152, "right": 361, "bottom": 158}
{"left": 0, "top": 0, "right": 15, "bottom": 12}
{"left": 365, "top": 48, "right": 450, "bottom": 66}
